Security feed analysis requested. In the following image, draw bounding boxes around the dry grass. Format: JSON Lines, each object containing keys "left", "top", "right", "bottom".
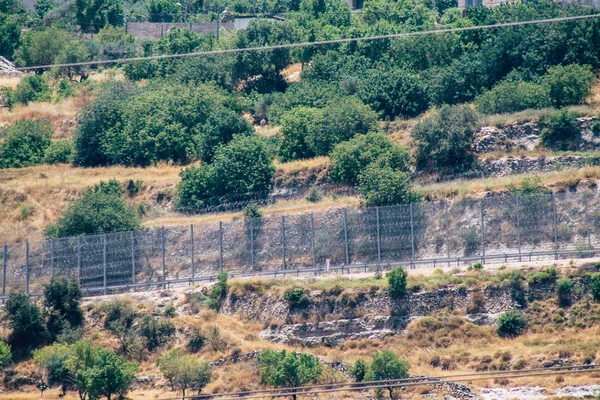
{"left": 274, "top": 156, "right": 329, "bottom": 174}
{"left": 282, "top": 62, "right": 302, "bottom": 83}
{"left": 254, "top": 123, "right": 280, "bottom": 137}
{"left": 0, "top": 76, "right": 22, "bottom": 89}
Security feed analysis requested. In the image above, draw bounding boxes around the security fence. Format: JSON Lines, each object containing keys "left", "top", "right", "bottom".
{"left": 2, "top": 190, "right": 600, "bottom": 298}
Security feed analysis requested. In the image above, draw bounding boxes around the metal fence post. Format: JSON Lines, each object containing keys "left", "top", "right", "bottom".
{"left": 2, "top": 245, "right": 6, "bottom": 301}
{"left": 409, "top": 204, "right": 415, "bottom": 269}
{"left": 103, "top": 234, "right": 107, "bottom": 295}
{"left": 51, "top": 238, "right": 55, "bottom": 279}
{"left": 343, "top": 209, "right": 349, "bottom": 266}
{"left": 190, "top": 225, "right": 195, "bottom": 282}
{"left": 376, "top": 207, "right": 381, "bottom": 264}
{"left": 310, "top": 213, "right": 316, "bottom": 270}
{"left": 480, "top": 199, "right": 485, "bottom": 264}
{"left": 584, "top": 191, "right": 591, "bottom": 249}
{"left": 445, "top": 202, "right": 450, "bottom": 267}
{"left": 77, "top": 237, "right": 81, "bottom": 286}
{"left": 26, "top": 241, "right": 29, "bottom": 294}
{"left": 281, "top": 216, "right": 286, "bottom": 270}
{"left": 552, "top": 193, "right": 558, "bottom": 260}
{"left": 161, "top": 227, "right": 166, "bottom": 286}
{"left": 218, "top": 221, "right": 223, "bottom": 274}
{"left": 516, "top": 195, "right": 521, "bottom": 262}
{"left": 131, "top": 231, "right": 136, "bottom": 285}
{"left": 250, "top": 219, "right": 255, "bottom": 273}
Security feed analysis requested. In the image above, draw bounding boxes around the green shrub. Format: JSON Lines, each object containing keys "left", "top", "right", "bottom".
{"left": 0, "top": 341, "right": 11, "bottom": 369}
{"left": 556, "top": 278, "right": 573, "bottom": 307}
{"left": 186, "top": 329, "right": 207, "bottom": 353}
{"left": 592, "top": 120, "right": 600, "bottom": 137}
{"left": 497, "top": 310, "right": 527, "bottom": 337}
{"left": 243, "top": 204, "right": 262, "bottom": 218}
{"left": 467, "top": 262, "right": 484, "bottom": 271}
{"left": 475, "top": 80, "right": 547, "bottom": 114}
{"left": 32, "top": 343, "right": 73, "bottom": 396}
{"left": 12, "top": 75, "right": 52, "bottom": 105}
{"left": 365, "top": 350, "right": 410, "bottom": 399}
{"left": 305, "top": 187, "right": 323, "bottom": 203}
{"left": 126, "top": 179, "right": 144, "bottom": 197}
{"left": 5, "top": 291, "right": 49, "bottom": 358}
{"left": 283, "top": 288, "right": 309, "bottom": 310}
{"left": 540, "top": 109, "right": 580, "bottom": 151}
{"left": 44, "top": 140, "right": 74, "bottom": 164}
{"left": 258, "top": 350, "right": 322, "bottom": 390}
{"left": 19, "top": 204, "right": 33, "bottom": 220}
{"left": 209, "top": 272, "right": 228, "bottom": 310}
{"left": 139, "top": 315, "right": 175, "bottom": 351}
{"left": 177, "top": 135, "right": 275, "bottom": 209}
{"left": 387, "top": 266, "right": 408, "bottom": 298}
{"left": 329, "top": 132, "right": 411, "bottom": 186}
{"left": 591, "top": 273, "right": 600, "bottom": 302}
{"left": 44, "top": 179, "right": 141, "bottom": 238}
{"left": 509, "top": 270, "right": 526, "bottom": 307}
{"left": 103, "top": 300, "right": 138, "bottom": 332}
{"left": 412, "top": 105, "right": 480, "bottom": 173}
{"left": 350, "top": 359, "right": 367, "bottom": 382}
{"left": 0, "top": 119, "right": 53, "bottom": 169}
{"left": 540, "top": 64, "right": 596, "bottom": 108}
{"left": 357, "top": 164, "right": 420, "bottom": 207}
{"left": 43, "top": 277, "right": 84, "bottom": 339}
{"left": 527, "top": 267, "right": 558, "bottom": 285}
{"left": 157, "top": 349, "right": 212, "bottom": 398}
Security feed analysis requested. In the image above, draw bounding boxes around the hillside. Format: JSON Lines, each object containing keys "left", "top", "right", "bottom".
{"left": 2, "top": 261, "right": 600, "bottom": 399}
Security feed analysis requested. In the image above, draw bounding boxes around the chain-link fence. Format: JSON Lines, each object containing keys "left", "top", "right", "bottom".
{"left": 2, "top": 190, "right": 599, "bottom": 298}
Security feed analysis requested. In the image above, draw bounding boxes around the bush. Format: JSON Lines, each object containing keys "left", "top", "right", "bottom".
{"left": 387, "top": 266, "right": 408, "bottom": 298}
{"left": 0, "top": 119, "right": 53, "bottom": 169}
{"left": 540, "top": 109, "right": 580, "bottom": 151}
{"left": 177, "top": 135, "right": 275, "bottom": 208}
{"left": 5, "top": 292, "right": 49, "bottom": 358}
{"left": 497, "top": 310, "right": 527, "bottom": 337}
{"left": 186, "top": 329, "right": 207, "bottom": 353}
{"left": 350, "top": 359, "right": 367, "bottom": 382}
{"left": 591, "top": 273, "right": 600, "bottom": 302}
{"left": 541, "top": 64, "right": 596, "bottom": 108}
{"left": 44, "top": 140, "right": 74, "bottom": 164}
{"left": 305, "top": 187, "right": 323, "bottom": 203}
{"left": 527, "top": 267, "right": 558, "bottom": 284}
{"left": 208, "top": 272, "right": 228, "bottom": 310}
{"left": 329, "top": 132, "right": 411, "bottom": 186}
{"left": 509, "top": 270, "right": 526, "bottom": 307}
{"left": 243, "top": 204, "right": 262, "bottom": 218}
{"left": 475, "top": 80, "right": 547, "bottom": 114}
{"left": 0, "top": 341, "right": 11, "bottom": 369}
{"left": 259, "top": 350, "right": 322, "bottom": 390}
{"left": 412, "top": 105, "right": 480, "bottom": 173}
{"left": 43, "top": 277, "right": 84, "bottom": 339}
{"left": 103, "top": 300, "right": 138, "bottom": 332}
{"left": 157, "top": 349, "right": 212, "bottom": 397}
{"left": 556, "top": 278, "right": 573, "bottom": 307}
{"left": 140, "top": 316, "right": 175, "bottom": 351}
{"left": 283, "top": 288, "right": 310, "bottom": 310}
{"left": 33, "top": 343, "right": 73, "bottom": 396}
{"left": 44, "top": 180, "right": 141, "bottom": 238}
{"left": 12, "top": 75, "right": 52, "bottom": 105}
{"left": 358, "top": 164, "right": 420, "bottom": 207}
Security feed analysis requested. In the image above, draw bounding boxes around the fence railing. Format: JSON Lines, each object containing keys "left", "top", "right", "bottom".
{"left": 2, "top": 190, "right": 600, "bottom": 299}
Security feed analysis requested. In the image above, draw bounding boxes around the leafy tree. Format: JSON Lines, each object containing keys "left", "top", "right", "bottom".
{"left": 33, "top": 343, "right": 73, "bottom": 397}
{"left": 365, "top": 350, "right": 409, "bottom": 399}
{"left": 358, "top": 67, "right": 429, "bottom": 119}
{"left": 66, "top": 340, "right": 98, "bottom": 400}
{"left": 44, "top": 140, "right": 74, "bottom": 164}
{"left": 497, "top": 310, "right": 527, "bottom": 337}
{"left": 44, "top": 180, "right": 141, "bottom": 238}
{"left": 75, "top": 0, "right": 124, "bottom": 32}
{"left": 177, "top": 135, "right": 275, "bottom": 208}
{"left": 15, "top": 29, "right": 70, "bottom": 68}
{"left": 411, "top": 105, "right": 480, "bottom": 173}
{"left": 475, "top": 80, "right": 547, "bottom": 114}
{"left": 541, "top": 64, "right": 595, "bottom": 108}
{"left": 387, "top": 266, "right": 408, "bottom": 298}
{"left": 279, "top": 106, "right": 324, "bottom": 162}
{"left": 540, "top": 108, "right": 580, "bottom": 151}
{"left": 0, "top": 340, "right": 11, "bottom": 369}
{"left": 157, "top": 349, "right": 212, "bottom": 398}
{"left": 139, "top": 315, "right": 175, "bottom": 351}
{"left": 147, "top": 0, "right": 180, "bottom": 22}
{"left": 259, "top": 350, "right": 322, "bottom": 400}
{"left": 357, "top": 164, "right": 419, "bottom": 207}
{"left": 591, "top": 273, "right": 600, "bottom": 302}
{"left": 329, "top": 132, "right": 411, "bottom": 186}
{"left": 54, "top": 39, "right": 92, "bottom": 81}
{"left": 44, "top": 277, "right": 84, "bottom": 339}
{"left": 0, "top": 119, "right": 53, "bottom": 169}
{"left": 0, "top": 13, "right": 20, "bottom": 59}
{"left": 4, "top": 292, "right": 49, "bottom": 358}
{"left": 350, "top": 359, "right": 367, "bottom": 382}
{"left": 85, "top": 347, "right": 138, "bottom": 400}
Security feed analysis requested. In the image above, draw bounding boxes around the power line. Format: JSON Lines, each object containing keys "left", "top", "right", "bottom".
{"left": 16, "top": 13, "right": 600, "bottom": 71}
{"left": 156, "top": 364, "right": 600, "bottom": 399}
